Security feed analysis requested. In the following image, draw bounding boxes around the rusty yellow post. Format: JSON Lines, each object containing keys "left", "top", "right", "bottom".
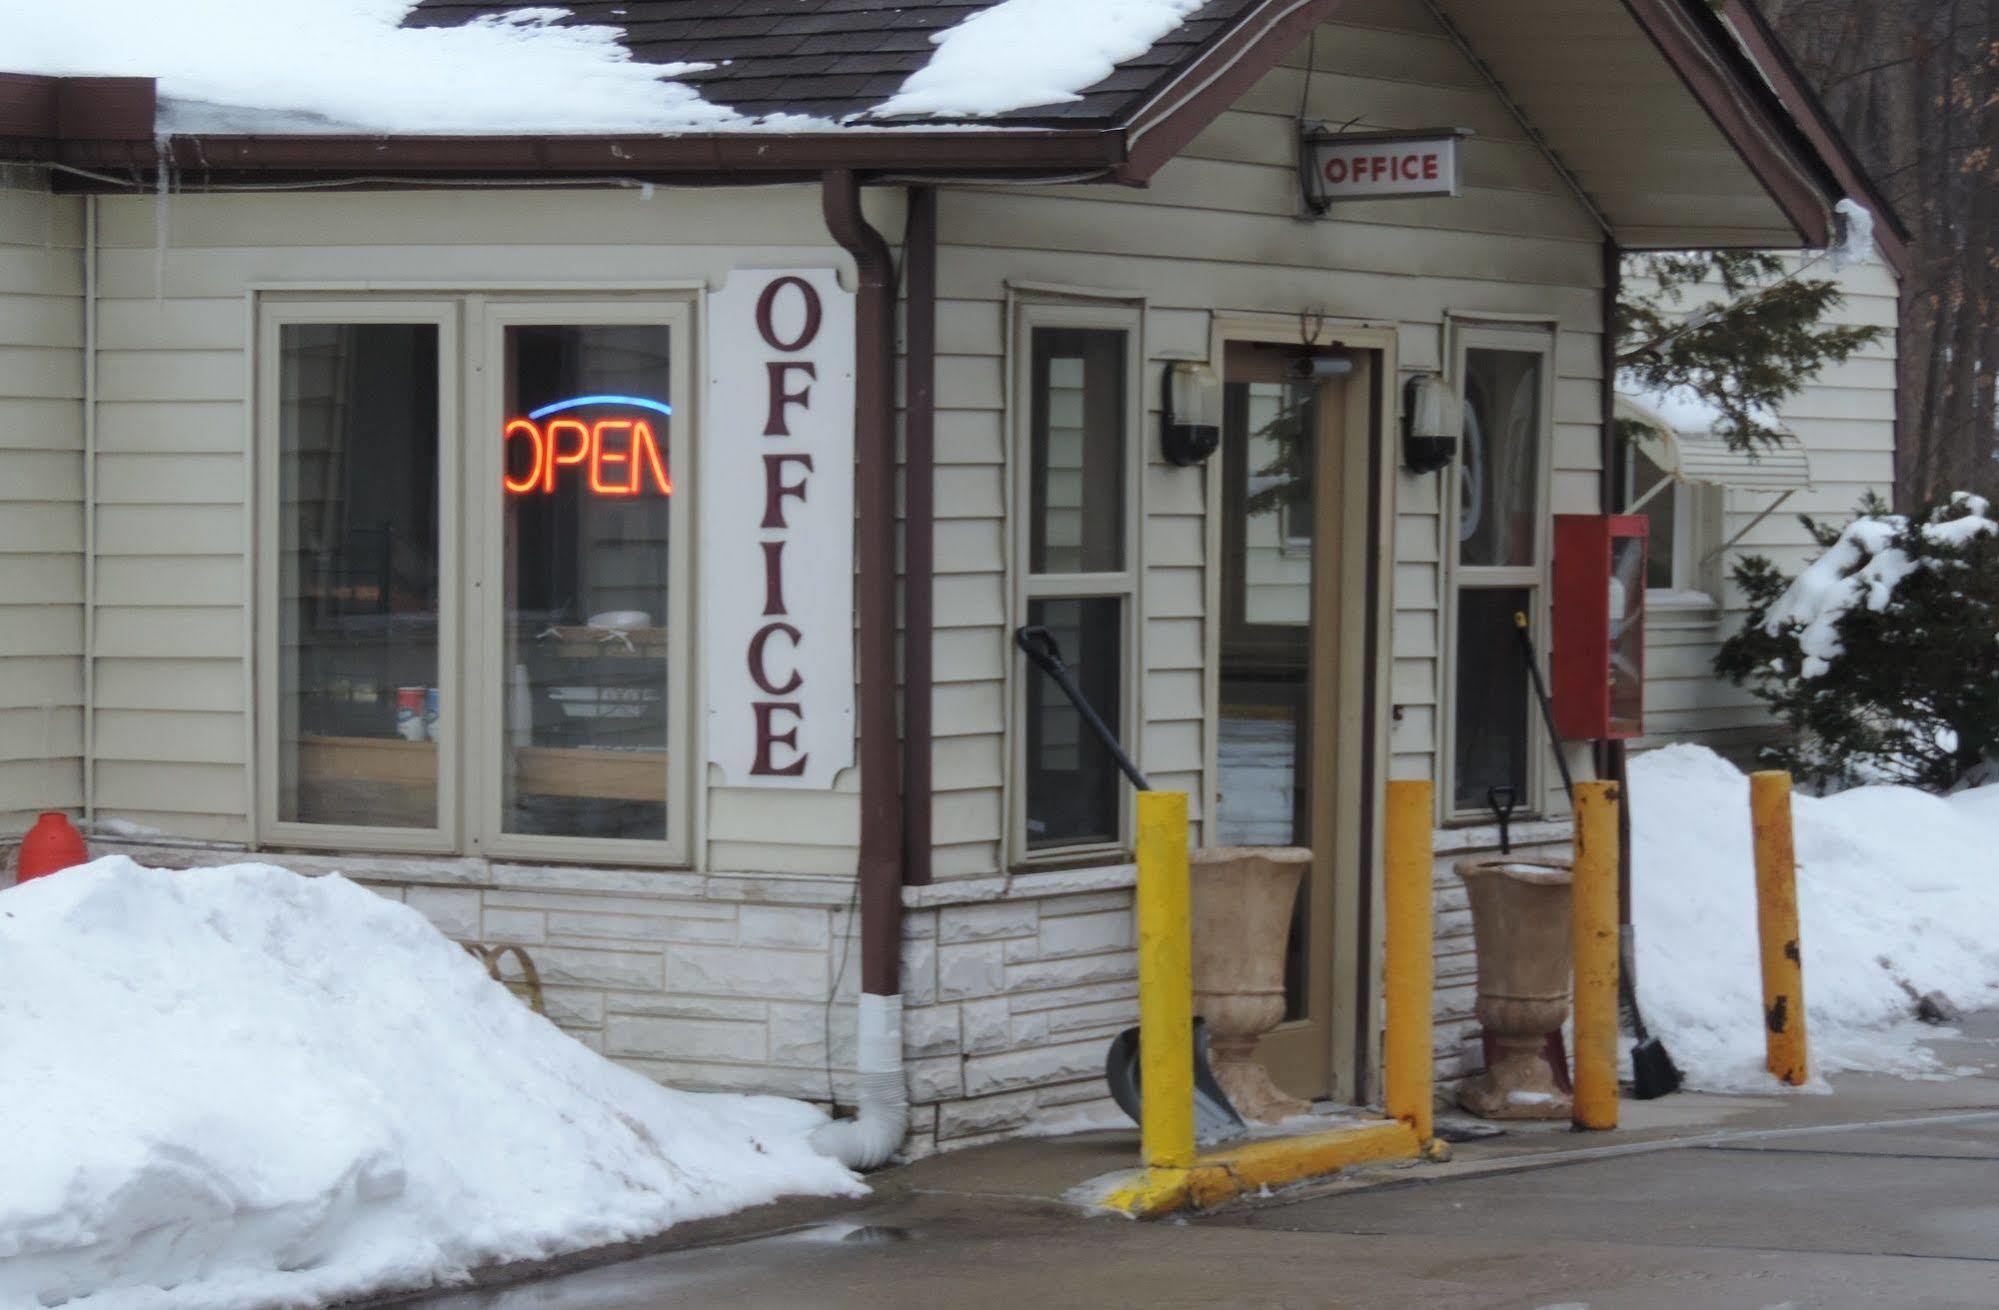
{"left": 1135, "top": 790, "right": 1195, "bottom": 1170}
{"left": 1571, "top": 781, "right": 1620, "bottom": 1130}
{"left": 1751, "top": 770, "right": 1808, "bottom": 1085}
{"left": 1383, "top": 779, "right": 1434, "bottom": 1147}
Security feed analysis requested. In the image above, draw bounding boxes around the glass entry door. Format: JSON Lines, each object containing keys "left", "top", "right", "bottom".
{"left": 1214, "top": 343, "right": 1350, "bottom": 1103}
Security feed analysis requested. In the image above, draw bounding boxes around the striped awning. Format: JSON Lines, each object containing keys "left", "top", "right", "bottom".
{"left": 1614, "top": 392, "right": 1813, "bottom": 492}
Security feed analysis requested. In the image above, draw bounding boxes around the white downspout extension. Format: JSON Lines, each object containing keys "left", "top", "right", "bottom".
{"left": 810, "top": 990, "right": 907, "bottom": 1170}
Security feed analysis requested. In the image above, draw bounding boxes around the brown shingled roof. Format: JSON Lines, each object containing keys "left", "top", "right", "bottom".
{"left": 402, "top": 0, "right": 1262, "bottom": 125}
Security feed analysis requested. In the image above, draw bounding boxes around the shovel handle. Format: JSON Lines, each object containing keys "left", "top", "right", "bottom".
{"left": 1014, "top": 625, "right": 1152, "bottom": 791}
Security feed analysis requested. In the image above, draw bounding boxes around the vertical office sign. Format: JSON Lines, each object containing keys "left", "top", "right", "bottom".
{"left": 704, "top": 268, "right": 855, "bottom": 788}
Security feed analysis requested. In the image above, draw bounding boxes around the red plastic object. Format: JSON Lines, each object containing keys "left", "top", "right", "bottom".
{"left": 17, "top": 811, "right": 88, "bottom": 883}
{"left": 1552, "top": 514, "right": 1649, "bottom": 740}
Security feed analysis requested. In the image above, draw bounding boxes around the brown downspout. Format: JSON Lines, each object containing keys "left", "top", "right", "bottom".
{"left": 1600, "top": 240, "right": 1636, "bottom": 972}
{"left": 822, "top": 169, "right": 903, "bottom": 992}
{"left": 902, "top": 187, "right": 938, "bottom": 887}
{"left": 813, "top": 169, "right": 908, "bottom": 1170}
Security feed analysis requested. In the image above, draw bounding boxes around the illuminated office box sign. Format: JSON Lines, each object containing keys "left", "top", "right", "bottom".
{"left": 703, "top": 268, "right": 856, "bottom": 789}
{"left": 504, "top": 396, "right": 674, "bottom": 496}
{"left": 1301, "top": 127, "right": 1469, "bottom": 213}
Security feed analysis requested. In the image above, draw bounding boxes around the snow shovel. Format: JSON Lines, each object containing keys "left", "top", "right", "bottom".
{"left": 1104, "top": 1019, "right": 1247, "bottom": 1145}
{"left": 1512, "top": 612, "right": 1682, "bottom": 1100}
{"left": 1015, "top": 625, "right": 1245, "bottom": 1141}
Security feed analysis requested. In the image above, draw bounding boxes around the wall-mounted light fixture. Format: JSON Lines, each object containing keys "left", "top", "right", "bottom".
{"left": 1161, "top": 360, "right": 1223, "bottom": 467}
{"left": 1402, "top": 373, "right": 1461, "bottom": 474}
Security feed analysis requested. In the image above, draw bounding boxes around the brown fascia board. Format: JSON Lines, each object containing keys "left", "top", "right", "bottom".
{"left": 0, "top": 74, "right": 157, "bottom": 152}
{"left": 1117, "top": 0, "right": 1345, "bottom": 184}
{"left": 47, "top": 125, "right": 1127, "bottom": 185}
{"left": 1621, "top": 0, "right": 1843, "bottom": 250}
{"left": 1720, "top": 0, "right": 1910, "bottom": 276}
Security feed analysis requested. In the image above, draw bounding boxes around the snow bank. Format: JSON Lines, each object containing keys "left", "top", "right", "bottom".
{"left": 5, "top": 0, "right": 756, "bottom": 134}
{"left": 873, "top": 0, "right": 1207, "bottom": 118}
{"left": 0, "top": 858, "right": 860, "bottom": 1309}
{"left": 1631, "top": 745, "right": 1999, "bottom": 1092}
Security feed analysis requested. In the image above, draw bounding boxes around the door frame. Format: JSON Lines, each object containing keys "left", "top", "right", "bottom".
{"left": 1203, "top": 315, "right": 1397, "bottom": 1105}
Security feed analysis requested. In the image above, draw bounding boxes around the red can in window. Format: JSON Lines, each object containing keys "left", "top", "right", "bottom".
{"left": 396, "top": 686, "right": 427, "bottom": 741}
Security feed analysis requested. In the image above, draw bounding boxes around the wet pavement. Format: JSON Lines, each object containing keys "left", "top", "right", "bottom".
{"left": 399, "top": 1017, "right": 1999, "bottom": 1310}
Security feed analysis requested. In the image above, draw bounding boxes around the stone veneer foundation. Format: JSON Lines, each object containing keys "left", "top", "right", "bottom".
{"left": 78, "top": 820, "right": 1574, "bottom": 1156}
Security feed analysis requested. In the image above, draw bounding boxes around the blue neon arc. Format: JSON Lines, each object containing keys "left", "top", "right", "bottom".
{"left": 527, "top": 394, "right": 674, "bottom": 420}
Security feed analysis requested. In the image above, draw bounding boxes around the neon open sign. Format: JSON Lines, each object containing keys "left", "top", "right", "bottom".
{"left": 503, "top": 394, "right": 673, "bottom": 496}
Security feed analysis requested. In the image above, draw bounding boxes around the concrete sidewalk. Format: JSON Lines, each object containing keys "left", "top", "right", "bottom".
{"left": 403, "top": 1016, "right": 1999, "bottom": 1309}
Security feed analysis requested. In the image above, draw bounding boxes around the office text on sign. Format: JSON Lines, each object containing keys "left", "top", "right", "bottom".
{"left": 703, "top": 268, "right": 856, "bottom": 789}
{"left": 1301, "top": 127, "right": 1469, "bottom": 213}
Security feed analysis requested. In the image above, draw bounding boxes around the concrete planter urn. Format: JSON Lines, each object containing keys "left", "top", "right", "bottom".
{"left": 1190, "top": 845, "right": 1313, "bottom": 1123}
{"left": 1453, "top": 857, "right": 1574, "bottom": 1120}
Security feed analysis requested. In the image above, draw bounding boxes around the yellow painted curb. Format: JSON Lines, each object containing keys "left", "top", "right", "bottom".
{"left": 1094, "top": 1119, "right": 1421, "bottom": 1217}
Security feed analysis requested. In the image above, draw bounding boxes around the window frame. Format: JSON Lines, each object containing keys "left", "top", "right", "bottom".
{"left": 1627, "top": 444, "right": 1721, "bottom": 601}
{"left": 254, "top": 294, "right": 698, "bottom": 866}
{"left": 1441, "top": 323, "right": 1557, "bottom": 823}
{"left": 254, "top": 298, "right": 463, "bottom": 855}
{"left": 470, "top": 297, "right": 698, "bottom": 867}
{"left": 1008, "top": 299, "right": 1144, "bottom": 867}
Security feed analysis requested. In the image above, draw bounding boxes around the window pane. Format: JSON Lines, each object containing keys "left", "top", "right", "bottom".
{"left": 1030, "top": 328, "right": 1126, "bottom": 574}
{"left": 277, "top": 323, "right": 440, "bottom": 828}
{"left": 1454, "top": 588, "right": 1532, "bottom": 813}
{"left": 1630, "top": 444, "right": 1677, "bottom": 590}
{"left": 503, "top": 324, "right": 673, "bottom": 840}
{"left": 1459, "top": 348, "right": 1543, "bottom": 567}
{"left": 1025, "top": 596, "right": 1122, "bottom": 850}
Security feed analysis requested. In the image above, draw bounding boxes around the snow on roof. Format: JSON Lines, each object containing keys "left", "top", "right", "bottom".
{"left": 870, "top": 0, "right": 1209, "bottom": 119}
{"left": 8, "top": 0, "right": 763, "bottom": 134}
{"left": 4, "top": 0, "right": 1211, "bottom": 135}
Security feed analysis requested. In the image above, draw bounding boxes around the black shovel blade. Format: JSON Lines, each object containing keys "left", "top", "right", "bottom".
{"left": 1104, "top": 1019, "right": 1248, "bottom": 1144}
{"left": 1630, "top": 1037, "right": 1684, "bottom": 1100}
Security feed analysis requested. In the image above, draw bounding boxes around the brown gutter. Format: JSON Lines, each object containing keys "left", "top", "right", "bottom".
{"left": 1718, "top": 0, "right": 1911, "bottom": 277}
{"left": 901, "top": 188, "right": 938, "bottom": 887}
{"left": 1117, "top": 0, "right": 1344, "bottom": 184}
{"left": 1620, "top": 0, "right": 1838, "bottom": 248}
{"left": 822, "top": 170, "right": 903, "bottom": 996}
{"left": 43, "top": 124, "right": 1125, "bottom": 185}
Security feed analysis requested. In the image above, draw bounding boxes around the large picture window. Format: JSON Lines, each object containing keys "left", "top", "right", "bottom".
{"left": 1014, "top": 306, "right": 1140, "bottom": 860}
{"left": 272, "top": 321, "right": 443, "bottom": 831}
{"left": 259, "top": 298, "right": 692, "bottom": 861}
{"left": 501, "top": 324, "right": 674, "bottom": 841}
{"left": 1448, "top": 333, "right": 1552, "bottom": 817}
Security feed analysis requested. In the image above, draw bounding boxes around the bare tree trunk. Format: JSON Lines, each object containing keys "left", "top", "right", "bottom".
{"left": 1757, "top": 0, "right": 1999, "bottom": 509}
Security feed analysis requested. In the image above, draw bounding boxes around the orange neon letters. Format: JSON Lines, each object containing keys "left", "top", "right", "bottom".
{"left": 503, "top": 416, "right": 672, "bottom": 496}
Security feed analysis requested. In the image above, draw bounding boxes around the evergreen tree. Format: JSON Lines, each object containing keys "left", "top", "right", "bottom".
{"left": 1714, "top": 492, "right": 1999, "bottom": 792}
{"left": 1617, "top": 251, "right": 1883, "bottom": 453}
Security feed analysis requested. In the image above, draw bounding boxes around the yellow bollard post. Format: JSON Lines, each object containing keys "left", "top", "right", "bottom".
{"left": 1135, "top": 790, "right": 1195, "bottom": 1170}
{"left": 1751, "top": 771, "right": 1808, "bottom": 1085}
{"left": 1383, "top": 780, "right": 1435, "bottom": 1148}
{"left": 1571, "top": 781, "right": 1620, "bottom": 1130}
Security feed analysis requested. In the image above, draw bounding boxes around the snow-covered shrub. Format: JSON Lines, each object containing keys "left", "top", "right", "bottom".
{"left": 1715, "top": 492, "right": 1999, "bottom": 792}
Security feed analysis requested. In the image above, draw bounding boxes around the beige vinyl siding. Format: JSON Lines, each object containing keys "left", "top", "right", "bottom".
{"left": 1636, "top": 257, "right": 1899, "bottom": 755}
{"left": 925, "top": 0, "right": 1605, "bottom": 871}
{"left": 86, "top": 183, "right": 904, "bottom": 868}
{"left": 0, "top": 171, "right": 85, "bottom": 833}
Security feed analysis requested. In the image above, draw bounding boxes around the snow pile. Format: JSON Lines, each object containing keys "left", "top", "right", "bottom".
{"left": 1630, "top": 745, "right": 1999, "bottom": 1092}
{"left": 0, "top": 858, "right": 860, "bottom": 1310}
{"left": 1761, "top": 493, "right": 1996, "bottom": 677}
{"left": 873, "top": 0, "right": 1207, "bottom": 118}
{"left": 3, "top": 0, "right": 758, "bottom": 135}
